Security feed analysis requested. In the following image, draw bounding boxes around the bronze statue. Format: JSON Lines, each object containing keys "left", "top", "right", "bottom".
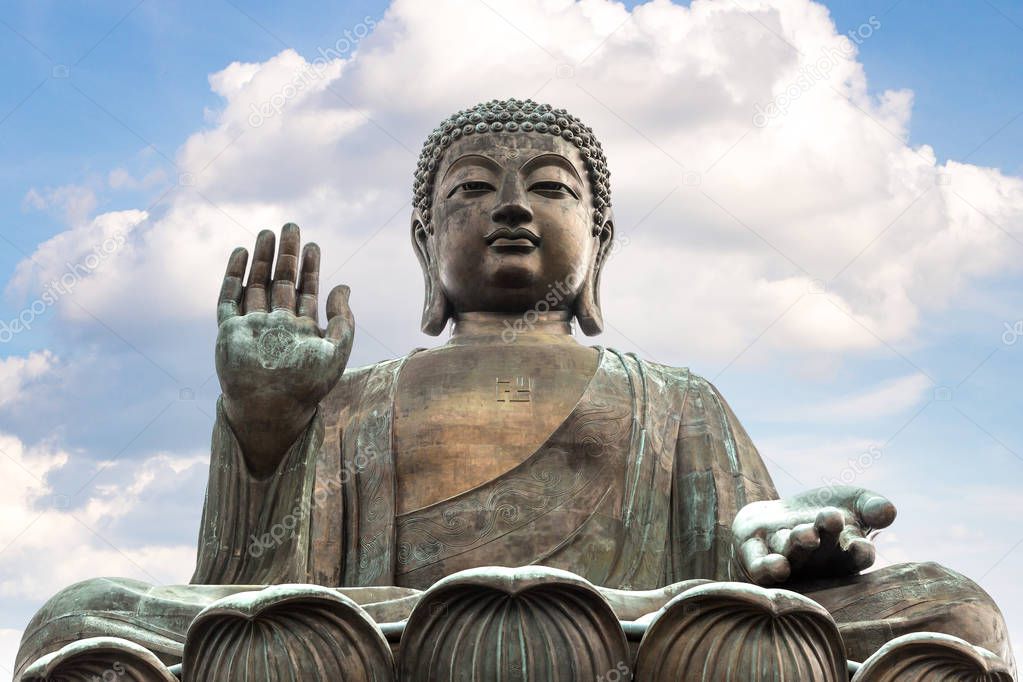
{"left": 14, "top": 99, "right": 1015, "bottom": 681}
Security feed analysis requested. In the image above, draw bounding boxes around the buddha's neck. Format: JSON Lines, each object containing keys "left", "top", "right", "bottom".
{"left": 448, "top": 311, "right": 577, "bottom": 346}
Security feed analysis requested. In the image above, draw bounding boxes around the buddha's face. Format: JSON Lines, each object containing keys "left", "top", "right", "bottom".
{"left": 419, "top": 132, "right": 609, "bottom": 317}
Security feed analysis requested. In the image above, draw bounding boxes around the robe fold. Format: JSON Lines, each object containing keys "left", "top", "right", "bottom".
{"left": 191, "top": 348, "right": 778, "bottom": 590}
{"left": 17, "top": 350, "right": 1014, "bottom": 677}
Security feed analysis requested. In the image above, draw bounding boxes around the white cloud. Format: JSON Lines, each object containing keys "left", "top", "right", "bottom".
{"left": 11, "top": 0, "right": 1019, "bottom": 372}
{"left": 763, "top": 372, "right": 933, "bottom": 422}
{"left": 6, "top": 209, "right": 144, "bottom": 318}
{"left": 20, "top": 184, "right": 98, "bottom": 227}
{"left": 0, "top": 351, "right": 57, "bottom": 410}
{"left": 107, "top": 167, "right": 167, "bottom": 191}
{"left": 0, "top": 629, "right": 21, "bottom": 680}
{"left": 0, "top": 431, "right": 202, "bottom": 670}
{"left": 813, "top": 373, "right": 932, "bottom": 421}
{"left": 755, "top": 434, "right": 887, "bottom": 493}
{"left": 0, "top": 434, "right": 201, "bottom": 598}
{"left": 5, "top": 0, "right": 1023, "bottom": 665}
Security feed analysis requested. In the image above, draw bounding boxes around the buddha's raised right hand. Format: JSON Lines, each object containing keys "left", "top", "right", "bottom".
{"left": 215, "top": 223, "right": 354, "bottom": 475}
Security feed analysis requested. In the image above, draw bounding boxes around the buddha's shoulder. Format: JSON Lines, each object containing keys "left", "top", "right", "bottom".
{"left": 604, "top": 348, "right": 690, "bottom": 382}
{"left": 607, "top": 349, "right": 721, "bottom": 395}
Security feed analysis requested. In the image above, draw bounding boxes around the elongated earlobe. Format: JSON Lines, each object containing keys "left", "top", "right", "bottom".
{"left": 411, "top": 214, "right": 451, "bottom": 335}
{"left": 574, "top": 215, "right": 614, "bottom": 336}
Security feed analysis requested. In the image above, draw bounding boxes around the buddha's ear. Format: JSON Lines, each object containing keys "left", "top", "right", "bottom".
{"left": 411, "top": 209, "right": 451, "bottom": 335}
{"left": 575, "top": 209, "right": 614, "bottom": 336}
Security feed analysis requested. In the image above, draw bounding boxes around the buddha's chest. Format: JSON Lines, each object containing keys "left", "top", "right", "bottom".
{"left": 391, "top": 343, "right": 598, "bottom": 514}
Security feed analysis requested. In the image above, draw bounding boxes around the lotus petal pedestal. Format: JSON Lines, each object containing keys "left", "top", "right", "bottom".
{"left": 850, "top": 632, "right": 1015, "bottom": 681}
{"left": 633, "top": 581, "right": 848, "bottom": 681}
{"left": 19, "top": 636, "right": 178, "bottom": 682}
{"left": 17, "top": 568, "right": 1017, "bottom": 681}
{"left": 396, "top": 566, "right": 630, "bottom": 681}
{"left": 181, "top": 584, "right": 394, "bottom": 682}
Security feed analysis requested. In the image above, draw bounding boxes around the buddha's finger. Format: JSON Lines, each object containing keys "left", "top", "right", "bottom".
{"left": 769, "top": 531, "right": 789, "bottom": 556}
{"left": 839, "top": 525, "right": 875, "bottom": 570}
{"left": 218, "top": 247, "right": 248, "bottom": 325}
{"left": 270, "top": 223, "right": 301, "bottom": 312}
{"left": 790, "top": 522, "right": 820, "bottom": 548}
{"left": 854, "top": 491, "right": 897, "bottom": 531}
{"left": 768, "top": 524, "right": 818, "bottom": 570}
{"left": 741, "top": 538, "right": 789, "bottom": 585}
{"left": 787, "top": 523, "right": 821, "bottom": 565}
{"left": 740, "top": 537, "right": 769, "bottom": 574}
{"left": 297, "top": 242, "right": 320, "bottom": 323}
{"left": 326, "top": 285, "right": 353, "bottom": 345}
{"left": 767, "top": 528, "right": 790, "bottom": 555}
{"left": 814, "top": 506, "right": 846, "bottom": 545}
{"left": 753, "top": 555, "right": 790, "bottom": 585}
{"left": 243, "top": 230, "right": 275, "bottom": 313}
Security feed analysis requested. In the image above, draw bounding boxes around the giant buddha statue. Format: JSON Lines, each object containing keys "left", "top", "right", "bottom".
{"left": 14, "top": 99, "right": 1015, "bottom": 681}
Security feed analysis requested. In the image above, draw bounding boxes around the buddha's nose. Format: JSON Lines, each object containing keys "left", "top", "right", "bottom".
{"left": 491, "top": 176, "right": 533, "bottom": 228}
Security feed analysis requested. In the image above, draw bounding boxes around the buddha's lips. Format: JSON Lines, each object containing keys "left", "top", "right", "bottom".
{"left": 484, "top": 227, "right": 541, "bottom": 249}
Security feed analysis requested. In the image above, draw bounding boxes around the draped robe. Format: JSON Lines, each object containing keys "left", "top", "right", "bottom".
{"left": 191, "top": 347, "right": 778, "bottom": 590}
{"left": 17, "top": 349, "right": 1014, "bottom": 676}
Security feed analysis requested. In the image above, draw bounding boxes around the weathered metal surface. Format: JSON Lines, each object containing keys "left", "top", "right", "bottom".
{"left": 14, "top": 570, "right": 1018, "bottom": 681}
{"left": 19, "top": 637, "right": 178, "bottom": 682}
{"left": 182, "top": 584, "right": 394, "bottom": 682}
{"left": 634, "top": 581, "right": 848, "bottom": 681}
{"left": 396, "top": 566, "right": 630, "bottom": 681}
{"left": 13, "top": 98, "right": 1017, "bottom": 680}
{"left": 851, "top": 632, "right": 1014, "bottom": 681}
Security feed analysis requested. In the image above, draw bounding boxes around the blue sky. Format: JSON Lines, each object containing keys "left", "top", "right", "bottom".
{"left": 4, "top": 1, "right": 1021, "bottom": 270}
{"left": 826, "top": 0, "right": 1023, "bottom": 173}
{"left": 1, "top": 0, "right": 1022, "bottom": 674}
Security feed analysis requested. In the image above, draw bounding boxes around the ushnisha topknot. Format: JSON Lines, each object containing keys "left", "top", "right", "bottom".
{"left": 413, "top": 98, "right": 611, "bottom": 228}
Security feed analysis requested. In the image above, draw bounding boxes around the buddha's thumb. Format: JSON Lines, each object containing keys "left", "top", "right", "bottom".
{"left": 326, "top": 285, "right": 353, "bottom": 342}
{"left": 854, "top": 490, "right": 897, "bottom": 529}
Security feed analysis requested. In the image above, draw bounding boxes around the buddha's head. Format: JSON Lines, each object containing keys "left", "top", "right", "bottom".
{"left": 411, "top": 99, "right": 614, "bottom": 336}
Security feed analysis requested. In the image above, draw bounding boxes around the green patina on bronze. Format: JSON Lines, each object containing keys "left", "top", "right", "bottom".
{"left": 14, "top": 99, "right": 1016, "bottom": 681}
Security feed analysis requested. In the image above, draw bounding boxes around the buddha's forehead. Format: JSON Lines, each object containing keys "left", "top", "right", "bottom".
{"left": 437, "top": 132, "right": 586, "bottom": 176}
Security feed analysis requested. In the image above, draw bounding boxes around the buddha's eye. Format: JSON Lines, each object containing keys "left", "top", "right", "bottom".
{"left": 529, "top": 181, "right": 578, "bottom": 199}
{"left": 448, "top": 181, "right": 495, "bottom": 197}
